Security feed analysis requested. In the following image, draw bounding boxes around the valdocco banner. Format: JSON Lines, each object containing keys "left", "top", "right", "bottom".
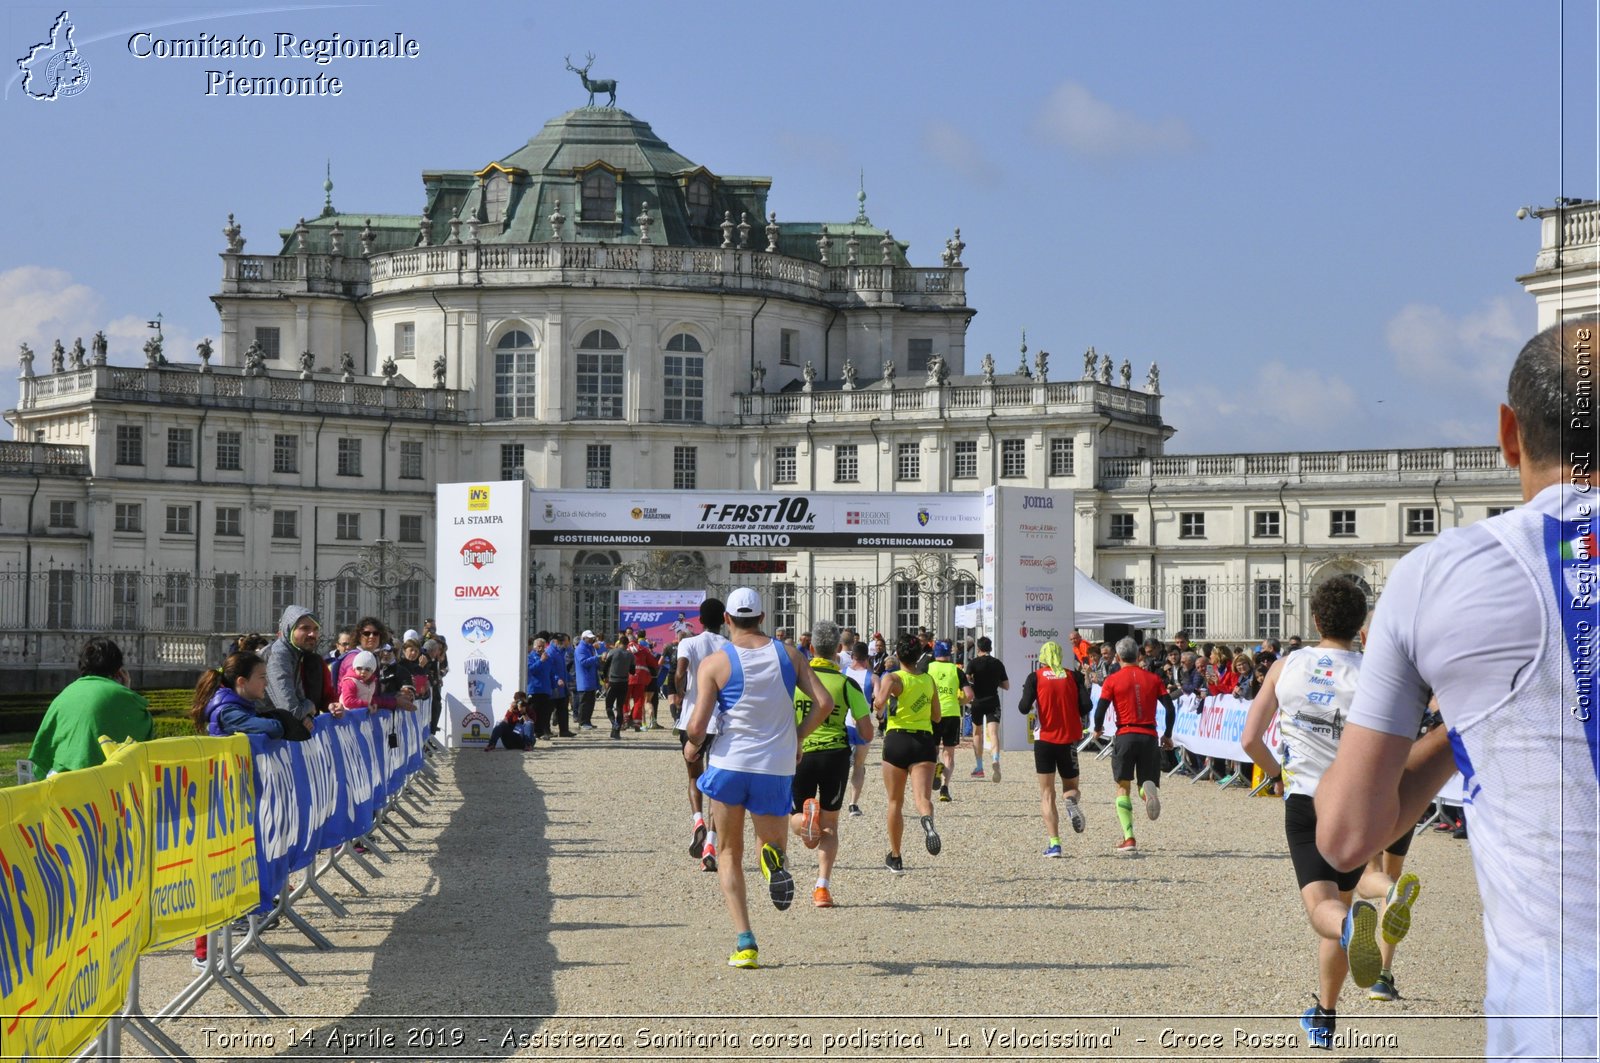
{"left": 435, "top": 482, "right": 528, "bottom": 749}
{"left": 984, "top": 487, "right": 1075, "bottom": 751}
{"left": 530, "top": 490, "right": 983, "bottom": 551}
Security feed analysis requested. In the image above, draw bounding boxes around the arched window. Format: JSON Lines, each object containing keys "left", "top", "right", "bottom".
{"left": 686, "top": 177, "right": 714, "bottom": 227}
{"left": 663, "top": 332, "right": 705, "bottom": 423}
{"left": 576, "top": 329, "right": 625, "bottom": 420}
{"left": 483, "top": 174, "right": 510, "bottom": 222}
{"left": 582, "top": 170, "right": 616, "bottom": 222}
{"left": 494, "top": 329, "right": 536, "bottom": 418}
{"left": 573, "top": 550, "right": 621, "bottom": 638}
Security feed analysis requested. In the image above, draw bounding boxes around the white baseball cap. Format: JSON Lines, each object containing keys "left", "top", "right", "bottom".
{"left": 581, "top": 629, "right": 596, "bottom": 639}
{"left": 726, "top": 587, "right": 763, "bottom": 617}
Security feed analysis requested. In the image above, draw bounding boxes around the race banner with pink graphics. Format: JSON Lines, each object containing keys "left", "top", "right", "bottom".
{"left": 618, "top": 590, "right": 706, "bottom": 645}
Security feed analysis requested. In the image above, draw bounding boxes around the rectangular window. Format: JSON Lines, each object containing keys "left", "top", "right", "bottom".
{"left": 115, "top": 425, "right": 143, "bottom": 466}
{"left": 399, "top": 440, "right": 424, "bottom": 480}
{"left": 395, "top": 321, "right": 416, "bottom": 360}
{"left": 1000, "top": 438, "right": 1027, "bottom": 478}
{"left": 1049, "top": 437, "right": 1074, "bottom": 477}
{"left": 832, "top": 581, "right": 858, "bottom": 630}
{"left": 272, "top": 509, "right": 298, "bottom": 539}
{"left": 1109, "top": 577, "right": 1136, "bottom": 603}
{"left": 1330, "top": 509, "right": 1357, "bottom": 537}
{"left": 1179, "top": 512, "right": 1206, "bottom": 539}
{"left": 114, "top": 503, "right": 142, "bottom": 533}
{"left": 336, "top": 437, "right": 362, "bottom": 477}
{"left": 779, "top": 329, "right": 797, "bottom": 365}
{"left": 673, "top": 445, "right": 697, "bottom": 490}
{"left": 399, "top": 514, "right": 424, "bottom": 542}
{"left": 575, "top": 352, "right": 624, "bottom": 419}
{"left": 335, "top": 512, "right": 361, "bottom": 541}
{"left": 834, "top": 444, "right": 859, "bottom": 484}
{"left": 894, "top": 580, "right": 921, "bottom": 634}
{"left": 1253, "top": 510, "right": 1282, "bottom": 538}
{"left": 112, "top": 571, "right": 139, "bottom": 630}
{"left": 163, "top": 573, "right": 191, "bottom": 630}
{"left": 663, "top": 355, "right": 705, "bottom": 422}
{"left": 47, "top": 569, "right": 75, "bottom": 629}
{"left": 1406, "top": 507, "right": 1437, "bottom": 536}
{"left": 907, "top": 338, "right": 933, "bottom": 372}
{"left": 48, "top": 500, "right": 77, "bottom": 529}
{"left": 1486, "top": 505, "right": 1514, "bottom": 518}
{"left": 254, "top": 326, "right": 281, "bottom": 360}
{"left": 952, "top": 440, "right": 978, "bottom": 479}
{"left": 773, "top": 445, "right": 798, "bottom": 485}
{"left": 395, "top": 579, "right": 421, "bottom": 624}
{"left": 500, "top": 443, "right": 525, "bottom": 482}
{"left": 1109, "top": 513, "right": 1134, "bottom": 540}
{"left": 1255, "top": 579, "right": 1283, "bottom": 640}
{"left": 772, "top": 582, "right": 797, "bottom": 635}
{"left": 215, "top": 506, "right": 242, "bottom": 537}
{"left": 165, "top": 505, "right": 194, "bottom": 535}
{"left": 273, "top": 433, "right": 299, "bottom": 474}
{"left": 166, "top": 428, "right": 194, "bottom": 468}
{"left": 215, "top": 430, "right": 242, "bottom": 471}
{"left": 271, "top": 575, "right": 297, "bottom": 619}
{"left": 334, "top": 576, "right": 360, "bottom": 629}
{"left": 213, "top": 573, "right": 240, "bottom": 631}
{"left": 896, "top": 442, "right": 920, "bottom": 482}
{"left": 585, "top": 444, "right": 611, "bottom": 489}
{"left": 1181, "top": 578, "right": 1208, "bottom": 637}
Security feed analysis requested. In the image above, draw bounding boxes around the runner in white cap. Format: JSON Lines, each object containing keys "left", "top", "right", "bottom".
{"left": 1317, "top": 316, "right": 1598, "bottom": 1063}
{"left": 683, "top": 587, "right": 833, "bottom": 969}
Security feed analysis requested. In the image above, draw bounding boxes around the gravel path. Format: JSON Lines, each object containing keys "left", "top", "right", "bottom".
{"left": 135, "top": 731, "right": 1489, "bottom": 1061}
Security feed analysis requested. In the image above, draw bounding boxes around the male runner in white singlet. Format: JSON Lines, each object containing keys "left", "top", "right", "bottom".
{"left": 683, "top": 587, "right": 833, "bottom": 969}
{"left": 1318, "top": 316, "right": 1598, "bottom": 1062}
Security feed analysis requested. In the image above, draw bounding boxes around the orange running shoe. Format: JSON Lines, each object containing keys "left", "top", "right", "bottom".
{"left": 800, "top": 798, "right": 822, "bottom": 849}
{"left": 812, "top": 886, "right": 835, "bottom": 908}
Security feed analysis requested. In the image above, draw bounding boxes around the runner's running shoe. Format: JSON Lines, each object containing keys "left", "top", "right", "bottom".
{"left": 1341, "top": 899, "right": 1382, "bottom": 988}
{"left": 1141, "top": 781, "right": 1162, "bottom": 821}
{"left": 847, "top": 803, "right": 862, "bottom": 817}
{"left": 884, "top": 852, "right": 905, "bottom": 875}
{"left": 1299, "top": 1005, "right": 1334, "bottom": 1050}
{"left": 701, "top": 844, "right": 717, "bottom": 873}
{"left": 1382, "top": 873, "right": 1421, "bottom": 944}
{"left": 1368, "top": 971, "right": 1399, "bottom": 1001}
{"left": 1115, "top": 836, "right": 1138, "bottom": 855}
{"left": 920, "top": 815, "right": 942, "bottom": 855}
{"left": 727, "top": 947, "right": 760, "bottom": 969}
{"left": 759, "top": 843, "right": 793, "bottom": 911}
{"left": 970, "top": 766, "right": 986, "bottom": 778}
{"left": 938, "top": 785, "right": 952, "bottom": 803}
{"left": 1064, "top": 798, "right": 1086, "bottom": 833}
{"left": 990, "top": 760, "right": 1001, "bottom": 783}
{"left": 812, "top": 886, "right": 835, "bottom": 908}
{"left": 800, "top": 798, "right": 822, "bottom": 849}
{"left": 933, "top": 763, "right": 944, "bottom": 788}
{"left": 1042, "top": 843, "right": 1062, "bottom": 858}
{"left": 690, "top": 821, "right": 707, "bottom": 860}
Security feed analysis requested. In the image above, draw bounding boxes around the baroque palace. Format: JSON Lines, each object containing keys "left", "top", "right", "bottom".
{"left": 5, "top": 102, "right": 1583, "bottom": 687}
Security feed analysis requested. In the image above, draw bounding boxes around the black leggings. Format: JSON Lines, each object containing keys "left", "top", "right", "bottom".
{"left": 605, "top": 683, "right": 629, "bottom": 728}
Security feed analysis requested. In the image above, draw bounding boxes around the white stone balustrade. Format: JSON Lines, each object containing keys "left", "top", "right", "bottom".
{"left": 1098, "top": 446, "right": 1507, "bottom": 486}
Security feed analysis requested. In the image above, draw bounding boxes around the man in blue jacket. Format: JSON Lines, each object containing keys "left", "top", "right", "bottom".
{"left": 546, "top": 633, "right": 574, "bottom": 737}
{"left": 573, "top": 630, "right": 601, "bottom": 730}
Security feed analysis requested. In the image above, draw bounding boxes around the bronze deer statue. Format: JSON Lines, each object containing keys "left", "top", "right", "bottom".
{"left": 565, "top": 52, "right": 617, "bottom": 107}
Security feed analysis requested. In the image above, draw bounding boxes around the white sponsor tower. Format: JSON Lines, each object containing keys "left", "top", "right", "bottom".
{"left": 434, "top": 481, "right": 529, "bottom": 749}
{"left": 985, "top": 487, "right": 1075, "bottom": 751}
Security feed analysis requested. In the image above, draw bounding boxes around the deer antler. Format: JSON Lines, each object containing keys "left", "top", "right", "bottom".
{"left": 564, "top": 53, "right": 572, "bottom": 70}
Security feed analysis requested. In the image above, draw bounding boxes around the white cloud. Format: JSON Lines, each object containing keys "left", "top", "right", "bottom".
{"left": 1162, "top": 360, "right": 1362, "bottom": 452}
{"left": 1385, "top": 296, "right": 1527, "bottom": 401}
{"left": 1033, "top": 82, "right": 1197, "bottom": 158}
{"left": 921, "top": 121, "right": 1002, "bottom": 185}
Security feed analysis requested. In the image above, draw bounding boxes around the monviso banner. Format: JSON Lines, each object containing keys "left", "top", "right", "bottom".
{"left": 529, "top": 490, "right": 983, "bottom": 551}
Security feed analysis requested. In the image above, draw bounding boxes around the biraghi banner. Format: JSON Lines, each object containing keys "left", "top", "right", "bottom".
{"left": 435, "top": 482, "right": 529, "bottom": 749}
{"left": 530, "top": 491, "right": 983, "bottom": 550}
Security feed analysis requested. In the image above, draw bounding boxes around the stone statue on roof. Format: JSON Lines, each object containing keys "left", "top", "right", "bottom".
{"left": 1098, "top": 354, "right": 1112, "bottom": 386}
{"left": 802, "top": 360, "right": 816, "bottom": 392}
{"left": 69, "top": 337, "right": 85, "bottom": 370}
{"left": 751, "top": 365, "right": 766, "bottom": 393}
{"left": 382, "top": 355, "right": 399, "bottom": 386}
{"left": 881, "top": 358, "right": 895, "bottom": 386}
{"left": 196, "top": 338, "right": 213, "bottom": 371}
{"left": 433, "top": 354, "right": 447, "bottom": 389}
{"left": 299, "top": 348, "right": 315, "bottom": 380}
{"left": 565, "top": 52, "right": 618, "bottom": 108}
{"left": 1083, "top": 347, "right": 1097, "bottom": 380}
{"left": 244, "top": 340, "right": 265, "bottom": 376}
{"left": 1119, "top": 359, "right": 1132, "bottom": 389}
{"left": 842, "top": 359, "right": 857, "bottom": 391}
{"left": 981, "top": 352, "right": 995, "bottom": 384}
{"left": 339, "top": 352, "right": 355, "bottom": 383}
{"left": 1034, "top": 349, "right": 1049, "bottom": 384}
{"left": 18, "top": 343, "right": 34, "bottom": 378}
{"left": 224, "top": 212, "right": 245, "bottom": 253}
{"left": 1147, "top": 362, "right": 1161, "bottom": 394}
{"left": 141, "top": 334, "right": 163, "bottom": 369}
{"left": 91, "top": 331, "right": 107, "bottom": 366}
{"left": 51, "top": 339, "right": 65, "bottom": 374}
{"left": 927, "top": 353, "right": 948, "bottom": 387}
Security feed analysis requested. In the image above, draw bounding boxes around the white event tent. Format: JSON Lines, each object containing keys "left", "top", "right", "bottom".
{"left": 954, "top": 568, "right": 1166, "bottom": 631}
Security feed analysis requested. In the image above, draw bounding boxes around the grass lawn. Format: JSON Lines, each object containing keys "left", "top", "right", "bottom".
{"left": 0, "top": 733, "right": 33, "bottom": 789}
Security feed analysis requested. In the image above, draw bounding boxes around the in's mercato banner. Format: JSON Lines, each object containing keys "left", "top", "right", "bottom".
{"left": 530, "top": 490, "right": 983, "bottom": 551}
{"left": 985, "top": 487, "right": 1075, "bottom": 751}
{"left": 618, "top": 590, "right": 706, "bottom": 645}
{"left": 436, "top": 481, "right": 529, "bottom": 749}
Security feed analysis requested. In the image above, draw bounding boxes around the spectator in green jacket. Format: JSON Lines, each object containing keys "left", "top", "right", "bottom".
{"left": 29, "top": 637, "right": 154, "bottom": 776}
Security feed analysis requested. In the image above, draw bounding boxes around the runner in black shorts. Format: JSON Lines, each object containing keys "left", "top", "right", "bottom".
{"left": 925, "top": 642, "right": 971, "bottom": 802}
{"left": 874, "top": 633, "right": 944, "bottom": 873}
{"left": 964, "top": 637, "right": 1010, "bottom": 781}
{"left": 1092, "top": 638, "right": 1175, "bottom": 856}
{"left": 1017, "top": 640, "right": 1090, "bottom": 857}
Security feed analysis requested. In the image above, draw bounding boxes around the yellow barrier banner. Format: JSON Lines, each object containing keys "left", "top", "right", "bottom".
{"left": 143, "top": 736, "right": 261, "bottom": 951}
{"left": 0, "top": 740, "right": 150, "bottom": 1061}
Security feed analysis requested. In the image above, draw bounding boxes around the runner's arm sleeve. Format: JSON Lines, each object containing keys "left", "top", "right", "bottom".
{"left": 1016, "top": 671, "right": 1037, "bottom": 713}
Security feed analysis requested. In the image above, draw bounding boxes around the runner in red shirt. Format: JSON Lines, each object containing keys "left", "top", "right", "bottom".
{"left": 1092, "top": 637, "right": 1176, "bottom": 855}
{"left": 1016, "top": 641, "right": 1092, "bottom": 857}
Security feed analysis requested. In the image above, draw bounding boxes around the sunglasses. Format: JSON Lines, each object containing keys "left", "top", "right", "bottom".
{"left": 360, "top": 630, "right": 381, "bottom": 638}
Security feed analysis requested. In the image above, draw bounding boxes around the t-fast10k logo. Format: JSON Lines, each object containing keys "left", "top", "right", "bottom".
{"left": 468, "top": 485, "right": 491, "bottom": 511}
{"left": 460, "top": 538, "right": 496, "bottom": 569}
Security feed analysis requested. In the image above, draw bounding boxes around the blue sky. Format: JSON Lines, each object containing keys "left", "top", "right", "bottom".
{"left": 2, "top": 0, "right": 1595, "bottom": 453}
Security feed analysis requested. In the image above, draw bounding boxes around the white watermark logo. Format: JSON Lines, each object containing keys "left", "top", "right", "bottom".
{"left": 18, "top": 10, "right": 91, "bottom": 101}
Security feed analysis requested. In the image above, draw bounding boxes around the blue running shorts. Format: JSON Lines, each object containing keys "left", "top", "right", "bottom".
{"left": 697, "top": 765, "right": 795, "bottom": 817}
